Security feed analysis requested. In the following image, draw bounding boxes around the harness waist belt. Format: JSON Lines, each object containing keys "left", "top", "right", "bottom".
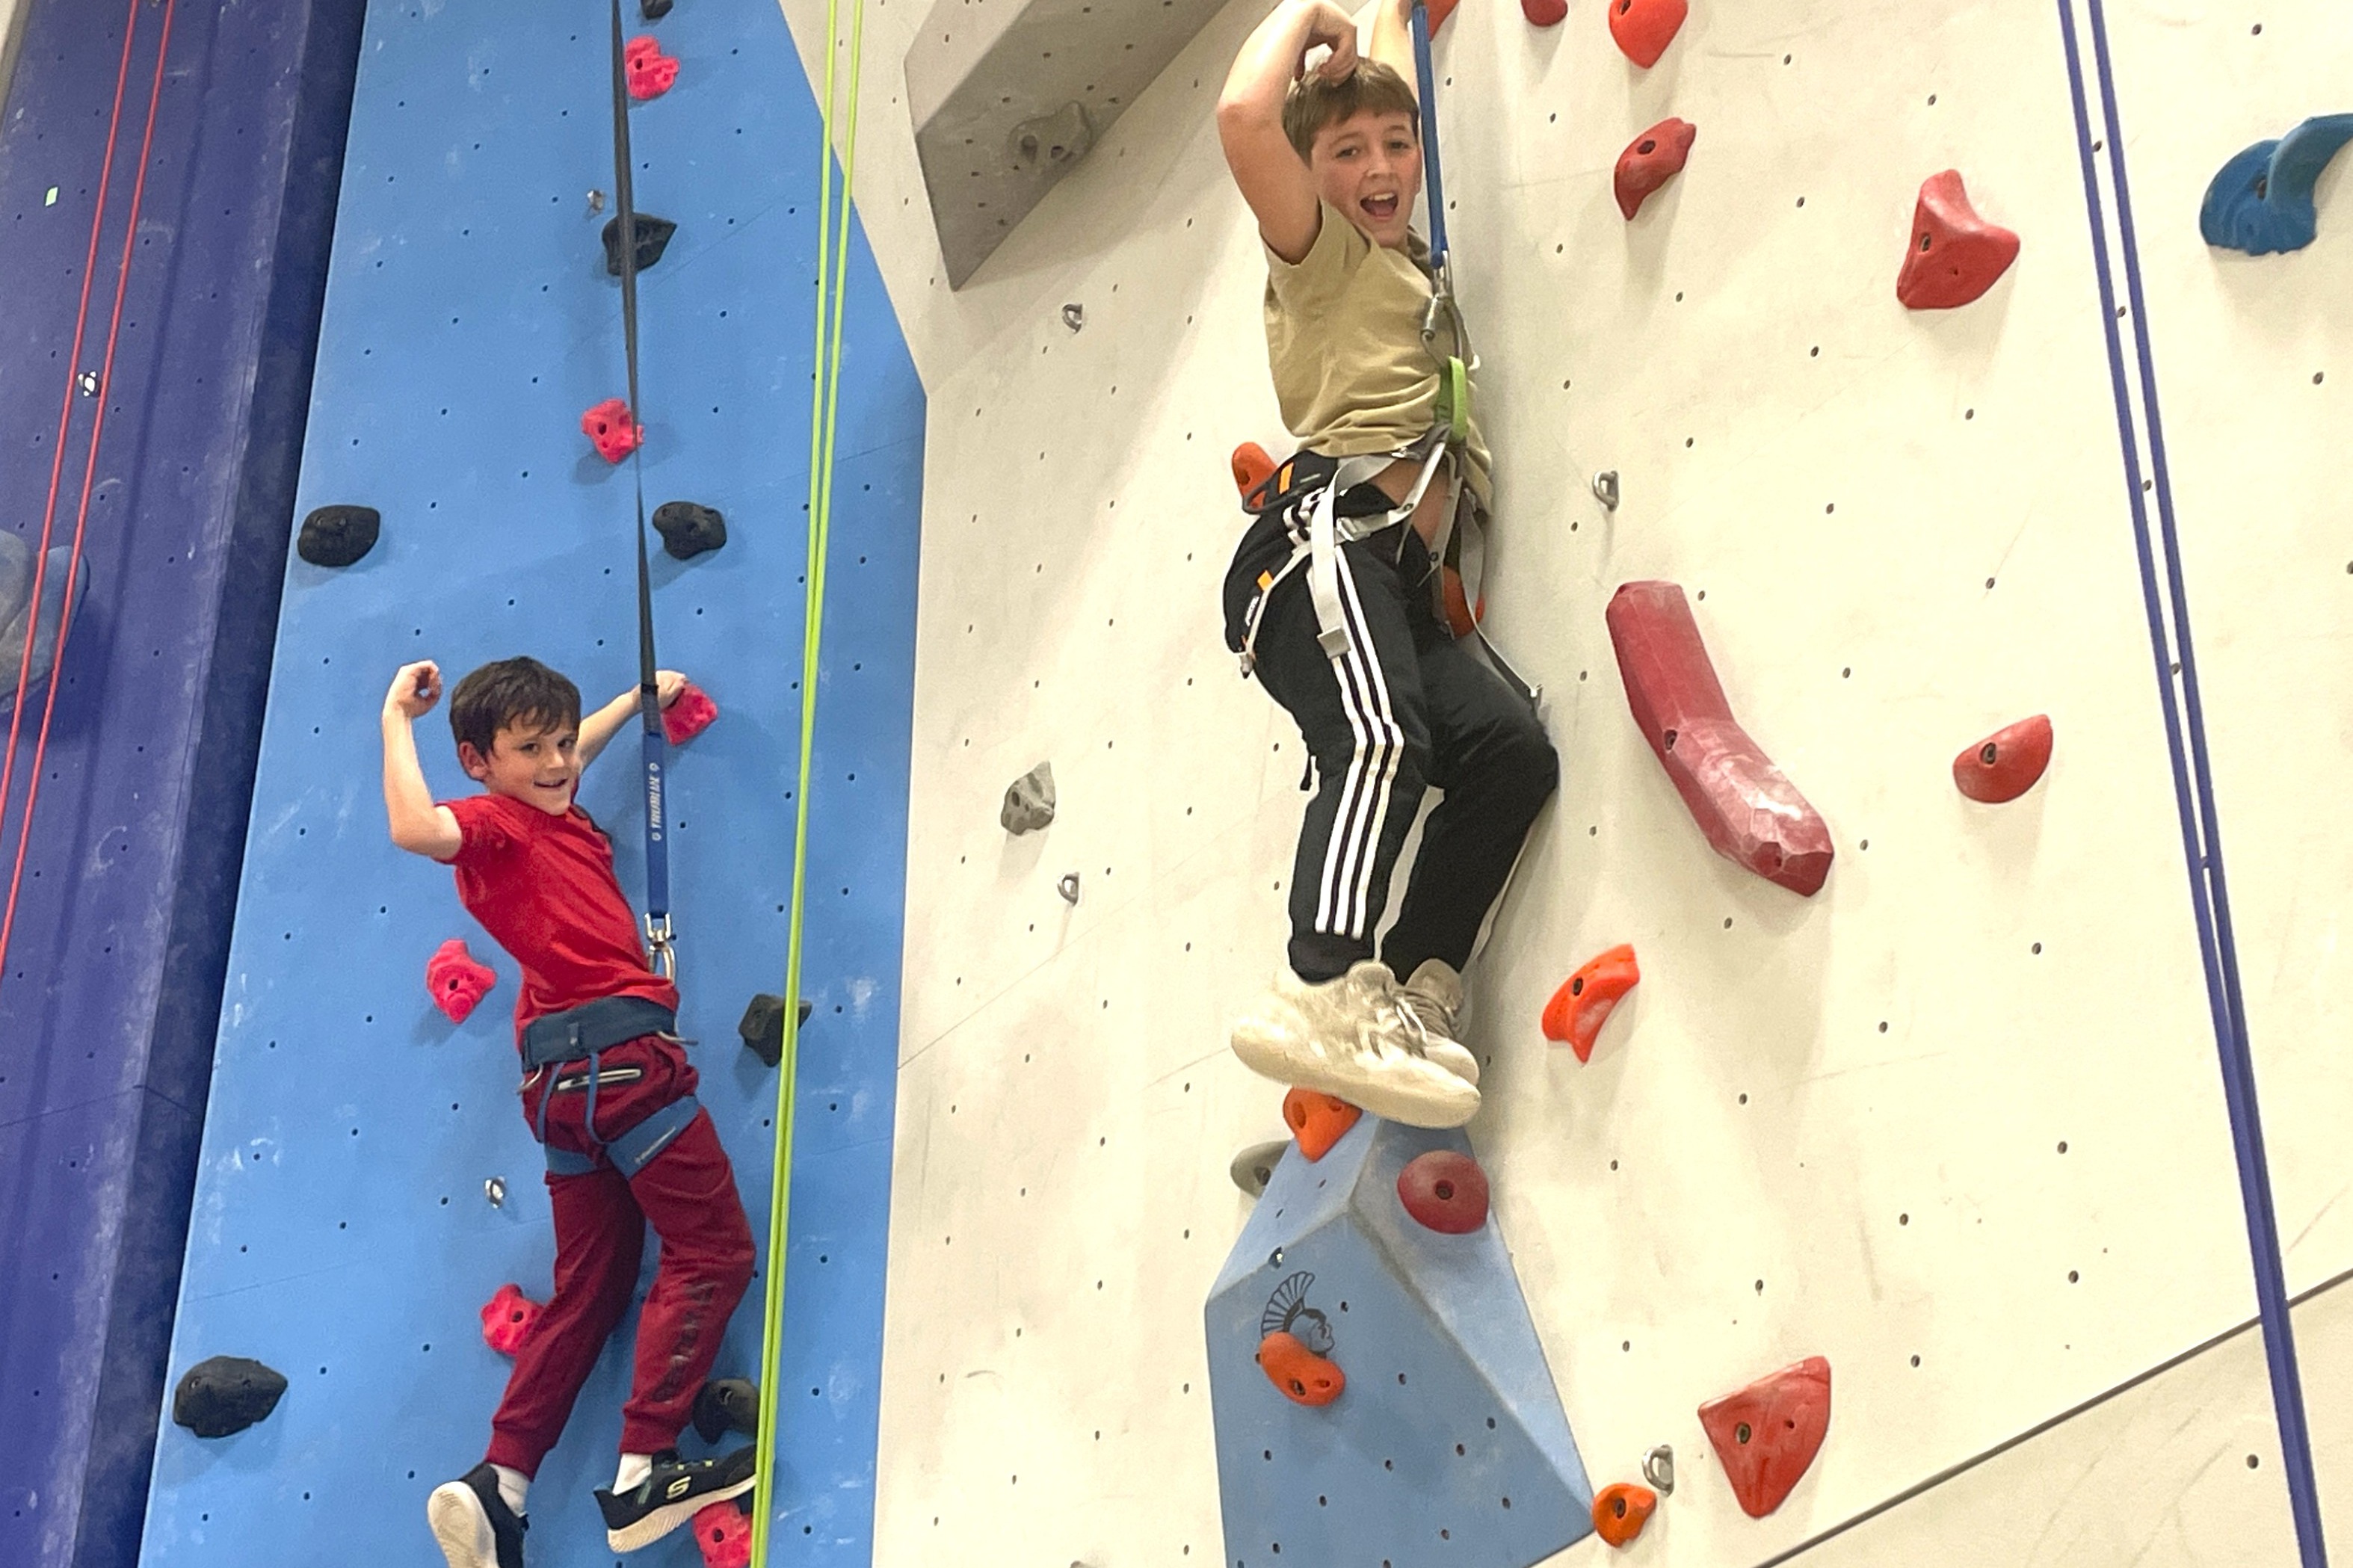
{"left": 521, "top": 996, "right": 677, "bottom": 1068}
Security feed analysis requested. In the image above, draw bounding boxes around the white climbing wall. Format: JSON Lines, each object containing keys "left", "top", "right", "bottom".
{"left": 768, "top": 0, "right": 2353, "bottom": 1559}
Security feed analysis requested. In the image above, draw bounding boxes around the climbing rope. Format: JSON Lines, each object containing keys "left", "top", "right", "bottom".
{"left": 0, "top": 0, "right": 176, "bottom": 990}
{"left": 748, "top": 0, "right": 866, "bottom": 1553}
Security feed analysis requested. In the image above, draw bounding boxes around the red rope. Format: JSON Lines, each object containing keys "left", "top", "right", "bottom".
{"left": 0, "top": 0, "right": 174, "bottom": 985}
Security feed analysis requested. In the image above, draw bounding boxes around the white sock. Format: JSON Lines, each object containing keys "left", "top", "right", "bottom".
{"left": 614, "top": 1452, "right": 655, "bottom": 1493}
{"left": 490, "top": 1464, "right": 529, "bottom": 1517}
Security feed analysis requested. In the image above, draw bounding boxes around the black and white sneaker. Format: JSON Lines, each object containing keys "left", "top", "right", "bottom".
{"left": 427, "top": 1463, "right": 528, "bottom": 1568}
{"left": 593, "top": 1445, "right": 758, "bottom": 1552}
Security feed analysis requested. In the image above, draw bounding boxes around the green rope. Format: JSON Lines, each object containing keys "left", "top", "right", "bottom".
{"left": 750, "top": 0, "right": 865, "bottom": 1556}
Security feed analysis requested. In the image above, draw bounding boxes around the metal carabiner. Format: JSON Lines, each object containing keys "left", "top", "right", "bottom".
{"left": 644, "top": 913, "right": 677, "bottom": 983}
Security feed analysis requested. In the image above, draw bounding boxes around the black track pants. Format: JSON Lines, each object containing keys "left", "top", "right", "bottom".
{"left": 1236, "top": 522, "right": 1558, "bottom": 984}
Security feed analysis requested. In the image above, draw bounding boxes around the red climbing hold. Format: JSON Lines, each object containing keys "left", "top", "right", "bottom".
{"left": 1440, "top": 565, "right": 1483, "bottom": 638}
{"left": 1232, "top": 442, "right": 1276, "bottom": 500}
{"left": 582, "top": 398, "right": 641, "bottom": 462}
{"left": 1592, "top": 1481, "right": 1658, "bottom": 1547}
{"left": 1615, "top": 118, "right": 1697, "bottom": 220}
{"left": 692, "top": 1501, "right": 750, "bottom": 1568}
{"left": 427, "top": 938, "right": 496, "bottom": 1024}
{"left": 1396, "top": 1149, "right": 1490, "bottom": 1233}
{"left": 479, "top": 1283, "right": 543, "bottom": 1357}
{"left": 1541, "top": 943, "right": 1640, "bottom": 1062}
{"left": 664, "top": 681, "right": 718, "bottom": 745}
{"left": 1257, "top": 1330, "right": 1345, "bottom": 1407}
{"left": 1699, "top": 1355, "right": 1832, "bottom": 1519}
{"left": 1607, "top": 0, "right": 1686, "bottom": 68}
{"left": 1425, "top": 0, "right": 1461, "bottom": 35}
{"left": 1283, "top": 1087, "right": 1361, "bottom": 1161}
{"left": 1953, "top": 713, "right": 2051, "bottom": 803}
{"left": 625, "top": 35, "right": 680, "bottom": 101}
{"left": 1897, "top": 170, "right": 2020, "bottom": 310}
{"left": 1522, "top": 0, "right": 1567, "bottom": 27}
{"left": 1606, "top": 581, "right": 1834, "bottom": 896}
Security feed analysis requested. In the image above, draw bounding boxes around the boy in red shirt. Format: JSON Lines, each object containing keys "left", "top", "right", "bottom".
{"left": 381, "top": 655, "right": 757, "bottom": 1567}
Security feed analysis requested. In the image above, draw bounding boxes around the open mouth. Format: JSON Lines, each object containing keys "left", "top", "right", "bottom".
{"left": 1361, "top": 193, "right": 1400, "bottom": 223}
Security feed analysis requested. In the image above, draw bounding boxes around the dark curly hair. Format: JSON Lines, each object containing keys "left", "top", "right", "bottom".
{"left": 448, "top": 656, "right": 582, "bottom": 759}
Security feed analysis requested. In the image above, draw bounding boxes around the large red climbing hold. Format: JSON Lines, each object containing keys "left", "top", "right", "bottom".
{"left": 1591, "top": 1481, "right": 1658, "bottom": 1547}
{"left": 1699, "top": 1355, "right": 1832, "bottom": 1519}
{"left": 1606, "top": 581, "right": 1834, "bottom": 896}
{"left": 1231, "top": 442, "right": 1276, "bottom": 500}
{"left": 1541, "top": 943, "right": 1640, "bottom": 1062}
{"left": 691, "top": 1501, "right": 750, "bottom": 1568}
{"left": 479, "top": 1283, "right": 543, "bottom": 1357}
{"left": 427, "top": 938, "right": 496, "bottom": 1024}
{"left": 1615, "top": 118, "right": 1697, "bottom": 220}
{"left": 1952, "top": 713, "right": 2052, "bottom": 803}
{"left": 1522, "top": 0, "right": 1567, "bottom": 27}
{"left": 582, "top": 398, "right": 642, "bottom": 462}
{"left": 664, "top": 681, "right": 718, "bottom": 745}
{"left": 1897, "top": 170, "right": 2020, "bottom": 310}
{"left": 1396, "top": 1149, "right": 1490, "bottom": 1233}
{"left": 1425, "top": 0, "right": 1461, "bottom": 35}
{"left": 1607, "top": 0, "right": 1686, "bottom": 68}
{"left": 1257, "top": 1330, "right": 1345, "bottom": 1407}
{"left": 1283, "top": 1087, "right": 1361, "bottom": 1161}
{"left": 625, "top": 35, "right": 680, "bottom": 101}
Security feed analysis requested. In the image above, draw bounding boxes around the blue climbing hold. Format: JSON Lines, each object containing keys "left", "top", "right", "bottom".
{"left": 2200, "top": 114, "right": 2353, "bottom": 256}
{"left": 0, "top": 530, "right": 87, "bottom": 716}
{"left": 1204, "top": 1115, "right": 1594, "bottom": 1566}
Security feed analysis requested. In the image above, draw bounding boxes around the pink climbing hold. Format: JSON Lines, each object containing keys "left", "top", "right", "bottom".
{"left": 1615, "top": 117, "right": 1697, "bottom": 220}
{"left": 692, "top": 1501, "right": 750, "bottom": 1568}
{"left": 1397, "top": 1149, "right": 1490, "bottom": 1233}
{"left": 1607, "top": 0, "right": 1686, "bottom": 68}
{"left": 1522, "top": 0, "right": 1567, "bottom": 26}
{"left": 426, "top": 938, "right": 496, "bottom": 1024}
{"left": 625, "top": 36, "right": 680, "bottom": 101}
{"left": 1699, "top": 1355, "right": 1833, "bottom": 1519}
{"left": 1897, "top": 170, "right": 2020, "bottom": 310}
{"left": 479, "top": 1283, "right": 543, "bottom": 1357}
{"left": 1606, "top": 581, "right": 1834, "bottom": 896}
{"left": 1953, "top": 713, "right": 2052, "bottom": 803}
{"left": 582, "top": 398, "right": 641, "bottom": 463}
{"left": 664, "top": 681, "right": 718, "bottom": 745}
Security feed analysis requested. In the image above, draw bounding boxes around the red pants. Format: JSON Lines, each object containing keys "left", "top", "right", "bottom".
{"left": 485, "top": 1034, "right": 756, "bottom": 1474}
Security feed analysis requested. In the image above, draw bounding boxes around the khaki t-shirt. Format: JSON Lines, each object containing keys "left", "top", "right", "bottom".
{"left": 1262, "top": 200, "right": 1492, "bottom": 504}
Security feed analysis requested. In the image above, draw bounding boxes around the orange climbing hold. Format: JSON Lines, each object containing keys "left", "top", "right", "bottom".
{"left": 1283, "top": 1087, "right": 1360, "bottom": 1161}
{"left": 1953, "top": 713, "right": 2052, "bottom": 804}
{"left": 1257, "top": 1330, "right": 1345, "bottom": 1407}
{"left": 1699, "top": 1354, "right": 1833, "bottom": 1519}
{"left": 1440, "top": 564, "right": 1483, "bottom": 638}
{"left": 1897, "top": 170, "right": 2020, "bottom": 310}
{"left": 1232, "top": 442, "right": 1277, "bottom": 499}
{"left": 1592, "top": 1481, "right": 1658, "bottom": 1547}
{"left": 1541, "top": 944, "right": 1639, "bottom": 1063}
{"left": 1608, "top": 0, "right": 1686, "bottom": 68}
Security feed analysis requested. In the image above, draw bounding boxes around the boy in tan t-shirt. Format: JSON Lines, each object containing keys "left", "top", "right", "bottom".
{"left": 1215, "top": 0, "right": 1556, "bottom": 1129}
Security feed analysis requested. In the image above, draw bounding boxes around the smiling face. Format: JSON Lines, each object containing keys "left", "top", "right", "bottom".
{"left": 1309, "top": 108, "right": 1422, "bottom": 250}
{"left": 460, "top": 717, "right": 580, "bottom": 815}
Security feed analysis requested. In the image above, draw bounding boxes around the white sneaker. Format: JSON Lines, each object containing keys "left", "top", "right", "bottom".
{"left": 1230, "top": 962, "right": 1481, "bottom": 1129}
{"left": 1395, "top": 959, "right": 1480, "bottom": 1085}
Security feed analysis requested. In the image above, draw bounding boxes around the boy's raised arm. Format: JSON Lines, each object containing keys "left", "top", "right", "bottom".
{"left": 576, "top": 670, "right": 685, "bottom": 769}
{"left": 1365, "top": 0, "right": 1419, "bottom": 85}
{"left": 1217, "top": 0, "right": 1357, "bottom": 263}
{"left": 383, "top": 661, "right": 464, "bottom": 862}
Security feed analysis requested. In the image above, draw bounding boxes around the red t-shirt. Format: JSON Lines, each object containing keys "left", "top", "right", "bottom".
{"left": 441, "top": 791, "right": 679, "bottom": 1042}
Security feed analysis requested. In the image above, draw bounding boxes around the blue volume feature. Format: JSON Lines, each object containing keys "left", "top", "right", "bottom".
{"left": 2199, "top": 113, "right": 2353, "bottom": 256}
{"left": 1205, "top": 1117, "right": 1593, "bottom": 1568}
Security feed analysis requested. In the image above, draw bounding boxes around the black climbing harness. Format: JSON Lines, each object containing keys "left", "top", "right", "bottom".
{"left": 607, "top": 0, "right": 674, "bottom": 980}
{"left": 525, "top": 996, "right": 702, "bottom": 1178}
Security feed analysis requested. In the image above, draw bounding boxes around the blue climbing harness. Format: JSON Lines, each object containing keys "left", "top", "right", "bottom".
{"left": 523, "top": 996, "right": 700, "bottom": 1179}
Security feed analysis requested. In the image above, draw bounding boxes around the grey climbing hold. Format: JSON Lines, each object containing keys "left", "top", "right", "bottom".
{"left": 1061, "top": 302, "right": 1085, "bottom": 332}
{"left": 602, "top": 212, "right": 678, "bottom": 276}
{"left": 1010, "top": 101, "right": 1092, "bottom": 174}
{"left": 653, "top": 500, "right": 727, "bottom": 561}
{"left": 297, "top": 504, "right": 380, "bottom": 568}
{"left": 1000, "top": 762, "right": 1056, "bottom": 834}
{"left": 1229, "top": 1139, "right": 1290, "bottom": 1198}
{"left": 484, "top": 1176, "right": 506, "bottom": 1209}
{"left": 588, "top": 188, "right": 607, "bottom": 214}
{"left": 172, "top": 1356, "right": 288, "bottom": 1439}
{"left": 1643, "top": 1442, "right": 1676, "bottom": 1495}
{"left": 0, "top": 530, "right": 87, "bottom": 716}
{"left": 1592, "top": 470, "right": 1621, "bottom": 511}
{"left": 1056, "top": 872, "right": 1081, "bottom": 905}
{"left": 738, "top": 992, "right": 815, "bottom": 1069}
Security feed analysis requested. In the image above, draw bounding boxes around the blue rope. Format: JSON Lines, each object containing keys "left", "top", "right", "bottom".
{"left": 1407, "top": 0, "right": 1447, "bottom": 268}
{"left": 2056, "top": 4, "right": 2325, "bottom": 1561}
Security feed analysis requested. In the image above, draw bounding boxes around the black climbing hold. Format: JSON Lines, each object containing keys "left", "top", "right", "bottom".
{"left": 297, "top": 504, "right": 380, "bottom": 569}
{"left": 738, "top": 993, "right": 815, "bottom": 1068}
{"left": 172, "top": 1356, "right": 288, "bottom": 1439}
{"left": 653, "top": 501, "right": 727, "bottom": 561}
{"left": 641, "top": 0, "right": 673, "bottom": 17}
{"left": 602, "top": 212, "right": 678, "bottom": 277}
{"left": 692, "top": 1377, "right": 759, "bottom": 1442}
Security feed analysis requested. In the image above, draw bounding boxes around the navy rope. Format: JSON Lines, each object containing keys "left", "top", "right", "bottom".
{"left": 1406, "top": 0, "right": 1447, "bottom": 268}
{"left": 2058, "top": 3, "right": 2325, "bottom": 1561}
{"left": 608, "top": 0, "right": 673, "bottom": 971}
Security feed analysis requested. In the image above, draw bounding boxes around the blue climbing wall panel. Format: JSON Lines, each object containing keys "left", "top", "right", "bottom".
{"left": 0, "top": 2, "right": 363, "bottom": 1565}
{"left": 136, "top": 0, "right": 923, "bottom": 1562}
{"left": 1206, "top": 1118, "right": 1595, "bottom": 1567}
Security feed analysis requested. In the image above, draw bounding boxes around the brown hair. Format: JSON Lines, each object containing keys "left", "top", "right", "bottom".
{"left": 448, "top": 656, "right": 582, "bottom": 758}
{"left": 1281, "top": 60, "right": 1419, "bottom": 161}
